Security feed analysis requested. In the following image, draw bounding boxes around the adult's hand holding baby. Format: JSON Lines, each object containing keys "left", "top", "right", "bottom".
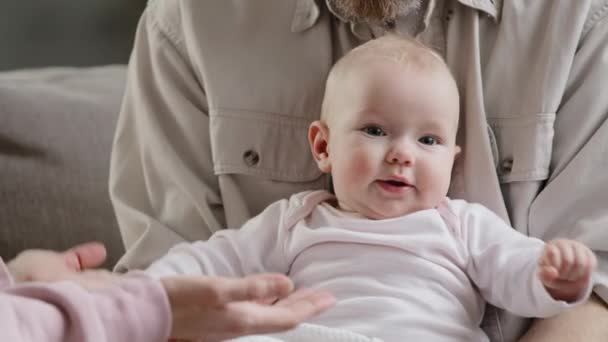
{"left": 162, "top": 274, "right": 336, "bottom": 342}
{"left": 538, "top": 239, "right": 597, "bottom": 302}
{"left": 6, "top": 243, "right": 336, "bottom": 342}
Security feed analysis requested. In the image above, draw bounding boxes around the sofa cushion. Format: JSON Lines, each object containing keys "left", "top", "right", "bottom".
{"left": 0, "top": 65, "right": 126, "bottom": 267}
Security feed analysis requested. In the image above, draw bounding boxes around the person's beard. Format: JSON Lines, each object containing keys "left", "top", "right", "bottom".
{"left": 328, "top": 0, "right": 423, "bottom": 23}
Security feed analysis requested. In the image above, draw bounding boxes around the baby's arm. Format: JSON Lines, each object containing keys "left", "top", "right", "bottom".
{"left": 538, "top": 239, "right": 597, "bottom": 302}
{"left": 460, "top": 202, "right": 594, "bottom": 317}
{"left": 146, "top": 198, "right": 291, "bottom": 278}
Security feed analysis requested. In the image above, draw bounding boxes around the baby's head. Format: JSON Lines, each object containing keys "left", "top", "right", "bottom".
{"left": 309, "top": 35, "right": 461, "bottom": 219}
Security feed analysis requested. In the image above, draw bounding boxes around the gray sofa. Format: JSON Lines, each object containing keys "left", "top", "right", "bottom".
{"left": 0, "top": 66, "right": 127, "bottom": 267}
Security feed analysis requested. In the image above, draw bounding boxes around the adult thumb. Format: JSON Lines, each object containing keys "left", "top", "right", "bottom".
{"left": 63, "top": 242, "right": 107, "bottom": 270}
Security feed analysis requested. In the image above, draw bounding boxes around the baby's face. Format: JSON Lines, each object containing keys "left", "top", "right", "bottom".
{"left": 324, "top": 61, "right": 460, "bottom": 219}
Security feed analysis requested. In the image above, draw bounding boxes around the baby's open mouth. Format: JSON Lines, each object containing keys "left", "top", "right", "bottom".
{"left": 379, "top": 180, "right": 411, "bottom": 187}
{"left": 377, "top": 179, "right": 413, "bottom": 194}
{"left": 385, "top": 180, "right": 406, "bottom": 186}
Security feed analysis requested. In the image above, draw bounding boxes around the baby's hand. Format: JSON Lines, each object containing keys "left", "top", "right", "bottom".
{"left": 538, "top": 239, "right": 596, "bottom": 302}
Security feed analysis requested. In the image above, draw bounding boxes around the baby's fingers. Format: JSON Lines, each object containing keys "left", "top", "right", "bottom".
{"left": 570, "top": 245, "right": 597, "bottom": 280}
{"left": 559, "top": 241, "right": 596, "bottom": 281}
{"left": 540, "top": 243, "right": 562, "bottom": 270}
{"left": 543, "top": 240, "right": 597, "bottom": 282}
{"left": 555, "top": 240, "right": 576, "bottom": 277}
{"left": 538, "top": 265, "right": 559, "bottom": 284}
{"left": 565, "top": 244, "right": 589, "bottom": 280}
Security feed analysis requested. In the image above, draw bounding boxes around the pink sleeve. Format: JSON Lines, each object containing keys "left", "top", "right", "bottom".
{"left": 456, "top": 203, "right": 593, "bottom": 317}
{"left": 146, "top": 197, "right": 292, "bottom": 278}
{"left": 0, "top": 259, "right": 171, "bottom": 342}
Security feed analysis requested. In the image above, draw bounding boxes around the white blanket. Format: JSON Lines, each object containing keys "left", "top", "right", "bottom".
{"left": 226, "top": 323, "right": 383, "bottom": 342}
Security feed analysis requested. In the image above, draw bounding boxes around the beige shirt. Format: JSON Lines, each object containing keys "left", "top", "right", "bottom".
{"left": 110, "top": 0, "right": 608, "bottom": 340}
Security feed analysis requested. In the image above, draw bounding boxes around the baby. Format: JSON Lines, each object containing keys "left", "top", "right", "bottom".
{"left": 147, "top": 36, "right": 596, "bottom": 341}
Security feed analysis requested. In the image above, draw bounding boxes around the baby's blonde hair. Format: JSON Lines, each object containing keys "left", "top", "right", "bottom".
{"left": 321, "top": 35, "right": 454, "bottom": 122}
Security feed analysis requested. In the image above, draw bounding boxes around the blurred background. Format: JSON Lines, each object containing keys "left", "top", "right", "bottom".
{"left": 0, "top": 0, "right": 147, "bottom": 70}
{"left": 0, "top": 1, "right": 149, "bottom": 266}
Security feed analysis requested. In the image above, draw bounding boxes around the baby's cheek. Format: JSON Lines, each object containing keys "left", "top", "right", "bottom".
{"left": 348, "top": 153, "right": 376, "bottom": 179}
{"left": 332, "top": 143, "right": 379, "bottom": 191}
{"left": 428, "top": 168, "right": 452, "bottom": 198}
{"left": 333, "top": 162, "right": 367, "bottom": 194}
{"left": 352, "top": 159, "right": 372, "bottom": 174}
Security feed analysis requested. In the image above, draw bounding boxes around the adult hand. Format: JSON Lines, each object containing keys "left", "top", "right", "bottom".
{"left": 7, "top": 242, "right": 107, "bottom": 283}
{"left": 162, "top": 273, "right": 336, "bottom": 341}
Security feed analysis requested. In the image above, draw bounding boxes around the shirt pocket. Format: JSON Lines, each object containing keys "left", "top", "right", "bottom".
{"left": 487, "top": 113, "right": 556, "bottom": 183}
{"left": 209, "top": 108, "right": 322, "bottom": 182}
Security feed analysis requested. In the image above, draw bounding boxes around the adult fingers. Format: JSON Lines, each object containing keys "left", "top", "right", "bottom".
{"left": 167, "top": 286, "right": 334, "bottom": 341}
{"left": 65, "top": 270, "right": 121, "bottom": 289}
{"left": 217, "top": 290, "right": 336, "bottom": 336}
{"left": 9, "top": 247, "right": 88, "bottom": 283}
{"left": 63, "top": 242, "right": 107, "bottom": 270}
{"left": 273, "top": 288, "right": 316, "bottom": 307}
{"left": 223, "top": 273, "right": 294, "bottom": 303}
{"left": 273, "top": 290, "right": 336, "bottom": 322}
{"left": 163, "top": 273, "right": 294, "bottom": 307}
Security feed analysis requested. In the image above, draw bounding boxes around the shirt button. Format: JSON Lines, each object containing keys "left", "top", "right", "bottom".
{"left": 243, "top": 150, "right": 260, "bottom": 166}
{"left": 445, "top": 9, "right": 454, "bottom": 21}
{"left": 500, "top": 157, "right": 513, "bottom": 173}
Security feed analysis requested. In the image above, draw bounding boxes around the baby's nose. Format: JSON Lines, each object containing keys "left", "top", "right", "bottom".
{"left": 386, "top": 145, "right": 415, "bottom": 165}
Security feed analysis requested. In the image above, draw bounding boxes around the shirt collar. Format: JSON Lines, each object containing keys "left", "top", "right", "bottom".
{"left": 458, "top": 0, "right": 501, "bottom": 19}
{"left": 291, "top": 0, "right": 321, "bottom": 33}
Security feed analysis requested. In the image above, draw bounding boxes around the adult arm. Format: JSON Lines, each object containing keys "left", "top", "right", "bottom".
{"left": 519, "top": 294, "right": 608, "bottom": 342}
{"left": 519, "top": 6, "right": 608, "bottom": 341}
{"left": 4, "top": 248, "right": 335, "bottom": 342}
{"left": 110, "top": 1, "right": 221, "bottom": 271}
{"left": 0, "top": 259, "right": 171, "bottom": 342}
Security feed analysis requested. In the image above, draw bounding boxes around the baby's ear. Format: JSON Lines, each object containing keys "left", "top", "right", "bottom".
{"left": 308, "top": 121, "right": 332, "bottom": 173}
{"left": 454, "top": 145, "right": 462, "bottom": 158}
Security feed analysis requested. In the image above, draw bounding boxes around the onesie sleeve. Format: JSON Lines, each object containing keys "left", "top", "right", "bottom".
{"left": 146, "top": 198, "right": 292, "bottom": 278}
{"left": 458, "top": 203, "right": 593, "bottom": 317}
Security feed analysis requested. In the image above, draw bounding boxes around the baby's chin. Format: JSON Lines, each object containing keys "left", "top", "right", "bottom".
{"left": 338, "top": 197, "right": 437, "bottom": 220}
{"left": 362, "top": 204, "right": 425, "bottom": 220}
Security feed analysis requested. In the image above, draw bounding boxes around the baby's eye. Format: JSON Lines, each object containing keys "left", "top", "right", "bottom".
{"left": 363, "top": 126, "right": 386, "bottom": 136}
{"left": 419, "top": 136, "right": 439, "bottom": 145}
